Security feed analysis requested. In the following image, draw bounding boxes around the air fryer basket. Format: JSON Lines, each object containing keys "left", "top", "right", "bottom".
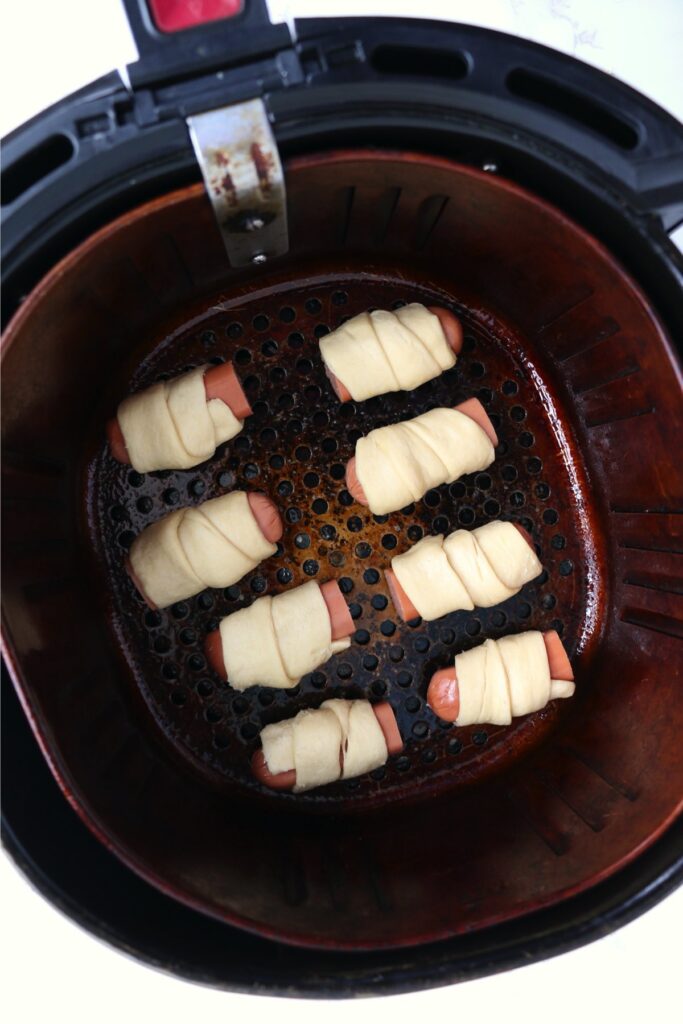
{"left": 3, "top": 148, "right": 682, "bottom": 949}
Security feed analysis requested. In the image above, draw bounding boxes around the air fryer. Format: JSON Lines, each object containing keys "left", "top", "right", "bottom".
{"left": 2, "top": 0, "right": 682, "bottom": 988}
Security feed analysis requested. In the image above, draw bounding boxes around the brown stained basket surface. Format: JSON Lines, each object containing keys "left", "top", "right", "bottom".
{"left": 2, "top": 152, "right": 682, "bottom": 948}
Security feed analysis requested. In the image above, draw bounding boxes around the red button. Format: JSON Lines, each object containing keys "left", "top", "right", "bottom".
{"left": 149, "top": 0, "right": 244, "bottom": 33}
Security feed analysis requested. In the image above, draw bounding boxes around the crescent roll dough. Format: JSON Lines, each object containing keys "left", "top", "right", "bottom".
{"left": 128, "top": 491, "right": 277, "bottom": 609}
{"left": 392, "top": 521, "right": 542, "bottom": 620}
{"left": 455, "top": 631, "right": 575, "bottom": 727}
{"left": 218, "top": 581, "right": 351, "bottom": 691}
{"left": 118, "top": 365, "right": 242, "bottom": 473}
{"left": 355, "top": 407, "right": 495, "bottom": 515}
{"left": 260, "top": 699, "right": 388, "bottom": 792}
{"left": 320, "top": 303, "right": 456, "bottom": 401}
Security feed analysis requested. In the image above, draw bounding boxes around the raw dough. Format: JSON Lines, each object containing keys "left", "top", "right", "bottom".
{"left": 392, "top": 521, "right": 542, "bottom": 620}
{"left": 117, "top": 365, "right": 242, "bottom": 473}
{"left": 454, "top": 631, "right": 575, "bottom": 727}
{"left": 219, "top": 581, "right": 351, "bottom": 691}
{"left": 260, "top": 698, "right": 389, "bottom": 792}
{"left": 128, "top": 490, "right": 277, "bottom": 608}
{"left": 320, "top": 303, "right": 456, "bottom": 401}
{"left": 355, "top": 407, "right": 495, "bottom": 514}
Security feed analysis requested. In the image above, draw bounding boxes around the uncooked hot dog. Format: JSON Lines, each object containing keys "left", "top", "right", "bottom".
{"left": 205, "top": 579, "right": 355, "bottom": 686}
{"left": 251, "top": 699, "right": 404, "bottom": 791}
{"left": 127, "top": 491, "right": 282, "bottom": 609}
{"left": 107, "top": 361, "right": 252, "bottom": 471}
{"left": 346, "top": 398, "right": 498, "bottom": 513}
{"left": 427, "top": 629, "right": 574, "bottom": 723}
{"left": 325, "top": 303, "right": 464, "bottom": 399}
{"left": 385, "top": 522, "right": 539, "bottom": 622}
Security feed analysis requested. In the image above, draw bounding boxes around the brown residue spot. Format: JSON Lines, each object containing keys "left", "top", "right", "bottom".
{"left": 251, "top": 142, "right": 275, "bottom": 194}
{"left": 211, "top": 170, "right": 237, "bottom": 207}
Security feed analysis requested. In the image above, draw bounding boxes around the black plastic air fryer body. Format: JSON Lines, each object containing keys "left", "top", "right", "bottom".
{"left": 2, "top": 0, "right": 683, "bottom": 995}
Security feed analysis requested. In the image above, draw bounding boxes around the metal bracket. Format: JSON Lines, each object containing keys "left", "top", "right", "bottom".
{"left": 187, "top": 98, "right": 288, "bottom": 267}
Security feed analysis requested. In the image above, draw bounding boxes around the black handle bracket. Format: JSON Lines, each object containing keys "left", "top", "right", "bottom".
{"left": 122, "top": 0, "right": 293, "bottom": 89}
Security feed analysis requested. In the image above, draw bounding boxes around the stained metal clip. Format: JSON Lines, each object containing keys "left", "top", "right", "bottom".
{"left": 187, "top": 98, "right": 288, "bottom": 267}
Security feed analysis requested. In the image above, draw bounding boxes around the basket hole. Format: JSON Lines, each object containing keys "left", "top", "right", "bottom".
{"left": 506, "top": 68, "right": 639, "bottom": 150}
{"left": 2, "top": 133, "right": 75, "bottom": 205}
{"left": 371, "top": 43, "right": 468, "bottom": 81}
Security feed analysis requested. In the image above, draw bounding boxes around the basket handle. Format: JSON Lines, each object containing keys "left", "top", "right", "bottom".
{"left": 120, "top": 0, "right": 290, "bottom": 87}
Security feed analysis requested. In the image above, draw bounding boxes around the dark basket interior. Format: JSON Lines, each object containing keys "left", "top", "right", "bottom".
{"left": 2, "top": 151, "right": 682, "bottom": 948}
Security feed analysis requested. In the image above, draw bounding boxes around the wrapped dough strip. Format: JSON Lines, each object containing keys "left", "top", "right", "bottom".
{"left": 251, "top": 701, "right": 404, "bottom": 791}
{"left": 107, "top": 361, "right": 252, "bottom": 466}
{"left": 326, "top": 306, "right": 464, "bottom": 403}
{"left": 345, "top": 398, "right": 499, "bottom": 509}
{"left": 204, "top": 579, "right": 355, "bottom": 683}
{"left": 385, "top": 522, "right": 537, "bottom": 622}
{"left": 427, "top": 630, "right": 574, "bottom": 723}
{"left": 126, "top": 492, "right": 282, "bottom": 610}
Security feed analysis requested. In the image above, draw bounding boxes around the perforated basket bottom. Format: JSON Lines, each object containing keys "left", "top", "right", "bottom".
{"left": 88, "top": 269, "right": 590, "bottom": 805}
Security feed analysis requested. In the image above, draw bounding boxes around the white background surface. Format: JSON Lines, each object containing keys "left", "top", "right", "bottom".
{"left": 1, "top": 2, "right": 682, "bottom": 1022}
